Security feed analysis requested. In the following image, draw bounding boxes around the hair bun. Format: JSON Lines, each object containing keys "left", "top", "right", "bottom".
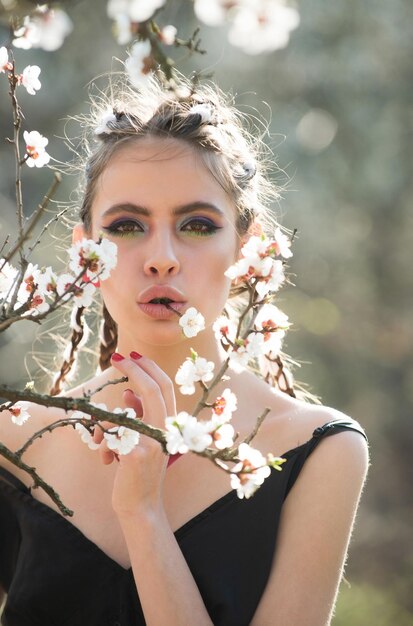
{"left": 94, "top": 109, "right": 118, "bottom": 136}
{"left": 188, "top": 103, "right": 214, "bottom": 124}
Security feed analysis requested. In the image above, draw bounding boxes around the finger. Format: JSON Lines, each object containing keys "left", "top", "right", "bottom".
{"left": 98, "top": 436, "right": 117, "bottom": 465}
{"left": 123, "top": 388, "right": 144, "bottom": 418}
{"left": 110, "top": 354, "right": 168, "bottom": 422}
{"left": 93, "top": 420, "right": 116, "bottom": 445}
{"left": 128, "top": 353, "right": 176, "bottom": 417}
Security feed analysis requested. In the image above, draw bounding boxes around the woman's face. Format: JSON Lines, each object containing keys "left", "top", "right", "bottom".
{"left": 88, "top": 137, "right": 240, "bottom": 347}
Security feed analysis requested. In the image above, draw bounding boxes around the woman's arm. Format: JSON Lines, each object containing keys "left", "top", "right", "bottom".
{"left": 250, "top": 423, "right": 370, "bottom": 626}
{"left": 118, "top": 509, "right": 213, "bottom": 626}
{"left": 96, "top": 353, "right": 213, "bottom": 626}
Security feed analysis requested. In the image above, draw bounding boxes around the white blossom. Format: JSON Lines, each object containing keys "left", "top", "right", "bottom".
{"left": 13, "top": 263, "right": 50, "bottom": 315}
{"left": 211, "top": 422, "right": 235, "bottom": 450}
{"left": 107, "top": 0, "right": 131, "bottom": 19}
{"left": 0, "top": 46, "right": 11, "bottom": 73}
{"left": 175, "top": 360, "right": 197, "bottom": 395}
{"left": 75, "top": 423, "right": 100, "bottom": 450}
{"left": 13, "top": 8, "right": 73, "bottom": 51}
{"left": 175, "top": 355, "right": 214, "bottom": 395}
{"left": 165, "top": 412, "right": 191, "bottom": 454}
{"left": 182, "top": 416, "right": 213, "bottom": 452}
{"left": 254, "top": 303, "right": 290, "bottom": 353}
{"left": 0, "top": 260, "right": 18, "bottom": 300}
{"left": 68, "top": 237, "right": 117, "bottom": 284}
{"left": 32, "top": 266, "right": 57, "bottom": 297}
{"left": 23, "top": 130, "right": 50, "bottom": 168}
{"left": 160, "top": 25, "right": 177, "bottom": 45}
{"left": 213, "top": 315, "right": 237, "bottom": 345}
{"left": 179, "top": 307, "right": 205, "bottom": 338}
{"left": 224, "top": 254, "right": 273, "bottom": 281}
{"left": 254, "top": 303, "right": 290, "bottom": 332}
{"left": 228, "top": 1, "right": 300, "bottom": 55}
{"left": 13, "top": 262, "right": 36, "bottom": 306}
{"left": 72, "top": 282, "right": 97, "bottom": 308}
{"left": 165, "top": 412, "right": 213, "bottom": 454}
{"left": 113, "top": 13, "right": 133, "bottom": 45}
{"left": 104, "top": 424, "right": 140, "bottom": 455}
{"left": 230, "top": 442, "right": 271, "bottom": 499}
{"left": 211, "top": 388, "right": 237, "bottom": 422}
{"left": 113, "top": 406, "right": 137, "bottom": 419}
{"left": 56, "top": 272, "right": 98, "bottom": 309}
{"left": 228, "top": 343, "right": 250, "bottom": 372}
{"left": 108, "top": 0, "right": 166, "bottom": 22}
{"left": 55, "top": 273, "right": 77, "bottom": 303}
{"left": 194, "top": 0, "right": 230, "bottom": 26}
{"left": 225, "top": 231, "right": 288, "bottom": 298}
{"left": 272, "top": 227, "right": 293, "bottom": 259}
{"left": 245, "top": 332, "right": 265, "bottom": 358}
{"left": 125, "top": 40, "right": 153, "bottom": 88}
{"left": 241, "top": 234, "right": 270, "bottom": 259}
{"left": 255, "top": 260, "right": 285, "bottom": 299}
{"left": 128, "top": 0, "right": 166, "bottom": 22}
{"left": 20, "top": 65, "right": 41, "bottom": 95}
{"left": 9, "top": 401, "right": 31, "bottom": 425}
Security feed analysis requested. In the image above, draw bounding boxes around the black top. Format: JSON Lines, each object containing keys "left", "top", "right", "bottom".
{"left": 0, "top": 418, "right": 367, "bottom": 626}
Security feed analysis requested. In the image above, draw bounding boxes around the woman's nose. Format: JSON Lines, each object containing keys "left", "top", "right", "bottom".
{"left": 143, "top": 234, "right": 180, "bottom": 278}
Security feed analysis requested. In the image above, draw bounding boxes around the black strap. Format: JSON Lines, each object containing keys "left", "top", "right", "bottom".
{"left": 0, "top": 465, "right": 30, "bottom": 493}
{"left": 285, "top": 418, "right": 368, "bottom": 495}
{"left": 308, "top": 418, "right": 368, "bottom": 455}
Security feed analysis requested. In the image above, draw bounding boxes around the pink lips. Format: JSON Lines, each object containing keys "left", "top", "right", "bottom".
{"left": 137, "top": 285, "right": 187, "bottom": 320}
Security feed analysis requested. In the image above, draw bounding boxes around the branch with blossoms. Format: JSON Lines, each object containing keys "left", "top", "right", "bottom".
{"left": 1, "top": 1, "right": 301, "bottom": 90}
{"left": 1, "top": 227, "right": 296, "bottom": 512}
{"left": 0, "top": 0, "right": 302, "bottom": 515}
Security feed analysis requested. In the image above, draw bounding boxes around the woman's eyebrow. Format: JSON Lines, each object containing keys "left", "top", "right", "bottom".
{"left": 102, "top": 201, "right": 225, "bottom": 219}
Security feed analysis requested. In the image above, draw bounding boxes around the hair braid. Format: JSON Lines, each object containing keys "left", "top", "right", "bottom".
{"left": 263, "top": 354, "right": 296, "bottom": 398}
{"left": 98, "top": 302, "right": 118, "bottom": 372}
{"left": 49, "top": 306, "right": 86, "bottom": 396}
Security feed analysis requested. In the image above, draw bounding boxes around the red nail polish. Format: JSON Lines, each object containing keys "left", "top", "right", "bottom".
{"left": 130, "top": 351, "right": 142, "bottom": 360}
{"left": 111, "top": 352, "right": 124, "bottom": 361}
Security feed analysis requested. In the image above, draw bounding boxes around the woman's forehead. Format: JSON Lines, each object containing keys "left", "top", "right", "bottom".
{"left": 92, "top": 136, "right": 236, "bottom": 221}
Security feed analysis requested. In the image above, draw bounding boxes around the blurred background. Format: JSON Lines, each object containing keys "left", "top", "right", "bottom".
{"left": 1, "top": 1, "right": 412, "bottom": 623}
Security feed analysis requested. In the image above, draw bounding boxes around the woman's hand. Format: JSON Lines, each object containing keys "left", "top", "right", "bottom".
{"left": 93, "top": 352, "right": 177, "bottom": 520}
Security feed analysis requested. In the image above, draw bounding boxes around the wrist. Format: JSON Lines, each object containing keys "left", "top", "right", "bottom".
{"left": 116, "top": 504, "right": 167, "bottom": 530}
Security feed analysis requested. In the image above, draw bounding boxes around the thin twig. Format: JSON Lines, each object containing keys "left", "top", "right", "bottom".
{"left": 81, "top": 375, "right": 129, "bottom": 399}
{"left": 9, "top": 58, "right": 24, "bottom": 263}
{"left": 2, "top": 173, "right": 62, "bottom": 266}
{"left": 241, "top": 407, "right": 271, "bottom": 445}
{"left": 26, "top": 205, "right": 71, "bottom": 259}
{"left": 0, "top": 441, "right": 74, "bottom": 516}
{"left": 0, "top": 235, "right": 10, "bottom": 258}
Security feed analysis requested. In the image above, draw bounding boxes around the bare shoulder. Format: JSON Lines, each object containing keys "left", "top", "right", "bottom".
{"left": 234, "top": 369, "right": 369, "bottom": 466}
{"left": 249, "top": 391, "right": 370, "bottom": 625}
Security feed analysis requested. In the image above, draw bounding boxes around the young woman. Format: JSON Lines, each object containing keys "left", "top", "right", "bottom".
{"left": 0, "top": 75, "right": 369, "bottom": 626}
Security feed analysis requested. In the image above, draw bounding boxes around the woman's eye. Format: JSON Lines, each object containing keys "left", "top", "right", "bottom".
{"left": 180, "top": 218, "right": 221, "bottom": 237}
{"left": 102, "top": 220, "right": 144, "bottom": 237}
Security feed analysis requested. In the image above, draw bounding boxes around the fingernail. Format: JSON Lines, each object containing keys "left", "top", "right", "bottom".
{"left": 130, "top": 351, "right": 142, "bottom": 360}
{"left": 111, "top": 352, "right": 125, "bottom": 362}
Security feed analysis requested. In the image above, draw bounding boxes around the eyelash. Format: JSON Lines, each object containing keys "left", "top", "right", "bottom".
{"left": 102, "top": 218, "right": 221, "bottom": 238}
